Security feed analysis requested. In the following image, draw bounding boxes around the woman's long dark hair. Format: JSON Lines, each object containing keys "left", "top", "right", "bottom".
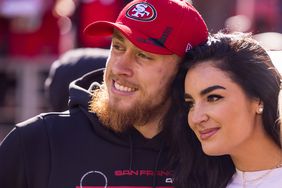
{"left": 167, "top": 32, "right": 282, "bottom": 188}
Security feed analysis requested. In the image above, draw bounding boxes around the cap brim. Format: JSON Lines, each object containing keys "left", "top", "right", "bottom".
{"left": 84, "top": 21, "right": 119, "bottom": 37}
{"left": 84, "top": 21, "right": 173, "bottom": 55}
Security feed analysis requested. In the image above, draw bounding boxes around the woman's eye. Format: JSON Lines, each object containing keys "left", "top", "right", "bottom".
{"left": 207, "top": 95, "right": 223, "bottom": 102}
{"left": 184, "top": 100, "right": 194, "bottom": 110}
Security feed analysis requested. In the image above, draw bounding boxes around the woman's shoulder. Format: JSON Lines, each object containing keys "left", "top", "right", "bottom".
{"left": 227, "top": 167, "right": 282, "bottom": 188}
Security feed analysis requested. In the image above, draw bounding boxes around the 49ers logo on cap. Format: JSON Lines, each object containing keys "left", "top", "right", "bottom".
{"left": 126, "top": 2, "right": 157, "bottom": 22}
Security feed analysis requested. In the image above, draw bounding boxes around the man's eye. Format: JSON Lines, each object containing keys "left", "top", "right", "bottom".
{"left": 207, "top": 95, "right": 223, "bottom": 102}
{"left": 112, "top": 43, "right": 124, "bottom": 51}
{"left": 137, "top": 52, "right": 152, "bottom": 60}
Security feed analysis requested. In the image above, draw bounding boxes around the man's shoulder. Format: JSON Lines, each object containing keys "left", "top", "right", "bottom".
{"left": 16, "top": 108, "right": 101, "bottom": 138}
{"left": 15, "top": 108, "right": 91, "bottom": 136}
{"left": 16, "top": 110, "right": 72, "bottom": 129}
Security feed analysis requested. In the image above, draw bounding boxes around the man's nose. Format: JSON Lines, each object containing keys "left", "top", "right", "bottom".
{"left": 111, "top": 53, "right": 134, "bottom": 77}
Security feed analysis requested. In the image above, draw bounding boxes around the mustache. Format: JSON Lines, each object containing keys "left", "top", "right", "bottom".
{"left": 107, "top": 70, "right": 139, "bottom": 88}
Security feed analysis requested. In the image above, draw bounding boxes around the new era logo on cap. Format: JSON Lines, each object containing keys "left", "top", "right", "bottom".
{"left": 85, "top": 0, "right": 208, "bottom": 57}
{"left": 126, "top": 2, "right": 157, "bottom": 22}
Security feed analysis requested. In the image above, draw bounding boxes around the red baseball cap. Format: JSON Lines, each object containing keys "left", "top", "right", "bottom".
{"left": 84, "top": 0, "right": 208, "bottom": 57}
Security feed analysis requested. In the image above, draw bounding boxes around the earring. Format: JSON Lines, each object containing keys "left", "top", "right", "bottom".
{"left": 257, "top": 105, "right": 263, "bottom": 114}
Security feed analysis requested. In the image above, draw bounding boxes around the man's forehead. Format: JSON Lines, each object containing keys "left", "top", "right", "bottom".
{"left": 112, "top": 29, "right": 125, "bottom": 41}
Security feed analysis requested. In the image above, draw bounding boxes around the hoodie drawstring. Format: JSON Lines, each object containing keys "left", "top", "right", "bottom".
{"left": 152, "top": 142, "right": 164, "bottom": 188}
{"left": 129, "top": 134, "right": 134, "bottom": 170}
{"left": 128, "top": 133, "right": 165, "bottom": 188}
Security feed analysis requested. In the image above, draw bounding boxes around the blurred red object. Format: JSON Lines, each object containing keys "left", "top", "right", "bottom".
{"left": 8, "top": 12, "right": 60, "bottom": 57}
{"left": 0, "top": 0, "right": 60, "bottom": 57}
{"left": 236, "top": 0, "right": 280, "bottom": 33}
{"left": 76, "top": 0, "right": 124, "bottom": 48}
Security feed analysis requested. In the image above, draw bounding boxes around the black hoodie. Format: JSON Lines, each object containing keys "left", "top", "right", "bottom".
{"left": 0, "top": 69, "right": 174, "bottom": 188}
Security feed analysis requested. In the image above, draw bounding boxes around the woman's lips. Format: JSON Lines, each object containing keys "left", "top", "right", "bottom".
{"left": 199, "top": 127, "right": 220, "bottom": 140}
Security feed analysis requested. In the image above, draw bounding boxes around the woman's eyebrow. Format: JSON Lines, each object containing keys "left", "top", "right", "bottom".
{"left": 200, "top": 85, "right": 226, "bottom": 96}
{"left": 184, "top": 85, "right": 226, "bottom": 100}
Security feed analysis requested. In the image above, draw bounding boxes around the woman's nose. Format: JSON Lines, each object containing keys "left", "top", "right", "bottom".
{"left": 188, "top": 104, "right": 209, "bottom": 125}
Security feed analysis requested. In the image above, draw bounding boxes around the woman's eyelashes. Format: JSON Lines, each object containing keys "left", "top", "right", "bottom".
{"left": 184, "top": 100, "right": 194, "bottom": 110}
{"left": 183, "top": 94, "right": 224, "bottom": 111}
{"left": 207, "top": 94, "right": 223, "bottom": 102}
{"left": 183, "top": 96, "right": 194, "bottom": 111}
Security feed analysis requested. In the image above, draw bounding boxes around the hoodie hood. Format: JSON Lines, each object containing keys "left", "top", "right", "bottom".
{"left": 68, "top": 68, "right": 104, "bottom": 110}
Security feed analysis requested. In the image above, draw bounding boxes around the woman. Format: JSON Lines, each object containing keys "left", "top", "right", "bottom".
{"left": 172, "top": 32, "right": 282, "bottom": 188}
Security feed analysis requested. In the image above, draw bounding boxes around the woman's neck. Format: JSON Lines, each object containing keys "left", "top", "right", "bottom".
{"left": 231, "top": 131, "right": 282, "bottom": 172}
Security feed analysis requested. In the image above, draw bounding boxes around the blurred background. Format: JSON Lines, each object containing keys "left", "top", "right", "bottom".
{"left": 0, "top": 0, "right": 282, "bottom": 141}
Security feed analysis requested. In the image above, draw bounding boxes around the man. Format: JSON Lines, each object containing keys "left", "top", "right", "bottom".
{"left": 0, "top": 0, "right": 208, "bottom": 187}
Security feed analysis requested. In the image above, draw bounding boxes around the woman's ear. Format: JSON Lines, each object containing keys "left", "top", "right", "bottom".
{"left": 256, "top": 100, "right": 264, "bottom": 114}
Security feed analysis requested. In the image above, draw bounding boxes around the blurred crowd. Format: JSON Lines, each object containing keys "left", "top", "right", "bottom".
{"left": 0, "top": 0, "right": 131, "bottom": 56}
{"left": 0, "top": 0, "right": 282, "bottom": 140}
{"left": 0, "top": 0, "right": 281, "bottom": 58}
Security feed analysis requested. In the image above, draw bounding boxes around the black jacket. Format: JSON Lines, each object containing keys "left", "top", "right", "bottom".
{"left": 0, "top": 69, "right": 174, "bottom": 188}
